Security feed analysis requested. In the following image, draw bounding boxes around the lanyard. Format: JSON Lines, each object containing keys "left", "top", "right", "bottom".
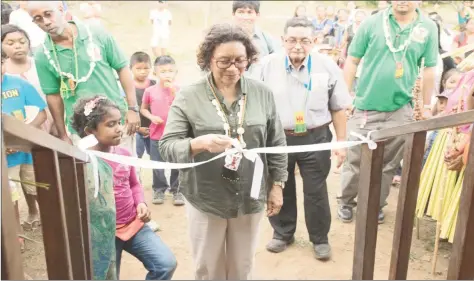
{"left": 285, "top": 54, "right": 312, "bottom": 91}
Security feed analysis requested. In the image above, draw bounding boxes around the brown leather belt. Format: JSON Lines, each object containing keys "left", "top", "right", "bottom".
{"left": 284, "top": 122, "right": 331, "bottom": 137}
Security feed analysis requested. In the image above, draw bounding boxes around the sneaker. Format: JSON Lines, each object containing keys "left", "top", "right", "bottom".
{"left": 172, "top": 192, "right": 185, "bottom": 206}
{"left": 378, "top": 209, "right": 385, "bottom": 224}
{"left": 313, "top": 243, "right": 331, "bottom": 260}
{"left": 147, "top": 220, "right": 160, "bottom": 232}
{"left": 152, "top": 191, "right": 165, "bottom": 205}
{"left": 338, "top": 205, "right": 353, "bottom": 223}
{"left": 265, "top": 237, "right": 295, "bottom": 253}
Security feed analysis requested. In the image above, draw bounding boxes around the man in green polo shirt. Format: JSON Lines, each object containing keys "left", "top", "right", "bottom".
{"left": 338, "top": 1, "right": 438, "bottom": 224}
{"left": 27, "top": 1, "right": 139, "bottom": 145}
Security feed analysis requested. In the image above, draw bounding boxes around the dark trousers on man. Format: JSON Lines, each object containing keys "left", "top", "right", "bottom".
{"left": 150, "top": 140, "right": 179, "bottom": 194}
{"left": 269, "top": 126, "right": 332, "bottom": 245}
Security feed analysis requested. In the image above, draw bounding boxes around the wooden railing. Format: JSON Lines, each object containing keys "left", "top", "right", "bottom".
{"left": 352, "top": 110, "right": 474, "bottom": 280}
{"left": 2, "top": 109, "right": 474, "bottom": 280}
{"left": 1, "top": 114, "right": 92, "bottom": 280}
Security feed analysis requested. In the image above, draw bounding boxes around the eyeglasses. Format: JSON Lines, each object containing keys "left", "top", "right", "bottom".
{"left": 285, "top": 38, "right": 312, "bottom": 47}
{"left": 214, "top": 58, "right": 249, "bottom": 69}
{"left": 32, "top": 10, "right": 55, "bottom": 24}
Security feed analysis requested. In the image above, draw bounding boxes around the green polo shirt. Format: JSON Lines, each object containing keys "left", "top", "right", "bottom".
{"left": 348, "top": 7, "right": 438, "bottom": 112}
{"left": 34, "top": 20, "right": 128, "bottom": 134}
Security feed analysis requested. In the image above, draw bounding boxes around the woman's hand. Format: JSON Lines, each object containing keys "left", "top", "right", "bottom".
{"left": 136, "top": 203, "right": 151, "bottom": 223}
{"left": 267, "top": 185, "right": 283, "bottom": 217}
{"left": 191, "top": 134, "right": 233, "bottom": 155}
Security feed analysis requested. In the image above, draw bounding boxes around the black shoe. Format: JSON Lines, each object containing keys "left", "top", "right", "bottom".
{"left": 266, "top": 237, "right": 295, "bottom": 253}
{"left": 313, "top": 243, "right": 332, "bottom": 260}
{"left": 378, "top": 209, "right": 385, "bottom": 224}
{"left": 338, "top": 205, "right": 353, "bottom": 223}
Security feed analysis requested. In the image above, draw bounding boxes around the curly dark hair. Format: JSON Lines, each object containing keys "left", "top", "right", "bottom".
{"left": 71, "top": 96, "right": 121, "bottom": 138}
{"left": 196, "top": 23, "right": 259, "bottom": 72}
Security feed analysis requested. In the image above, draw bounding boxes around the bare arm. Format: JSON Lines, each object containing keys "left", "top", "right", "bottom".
{"left": 29, "top": 110, "right": 46, "bottom": 128}
{"left": 46, "top": 94, "right": 68, "bottom": 138}
{"left": 343, "top": 56, "right": 361, "bottom": 92}
{"left": 117, "top": 67, "right": 137, "bottom": 107}
{"left": 331, "top": 110, "right": 347, "bottom": 141}
{"left": 422, "top": 67, "right": 436, "bottom": 106}
{"left": 140, "top": 101, "right": 154, "bottom": 121}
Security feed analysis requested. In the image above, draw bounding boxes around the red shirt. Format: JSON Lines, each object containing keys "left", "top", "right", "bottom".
{"left": 142, "top": 83, "right": 179, "bottom": 140}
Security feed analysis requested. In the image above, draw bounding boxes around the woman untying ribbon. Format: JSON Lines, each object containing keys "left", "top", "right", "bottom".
{"left": 159, "top": 23, "right": 288, "bottom": 280}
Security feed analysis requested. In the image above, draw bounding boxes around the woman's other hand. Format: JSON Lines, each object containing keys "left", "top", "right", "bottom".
{"left": 267, "top": 185, "right": 283, "bottom": 217}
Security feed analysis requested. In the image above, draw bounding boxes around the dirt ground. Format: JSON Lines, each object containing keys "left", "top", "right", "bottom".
{"left": 17, "top": 1, "right": 458, "bottom": 280}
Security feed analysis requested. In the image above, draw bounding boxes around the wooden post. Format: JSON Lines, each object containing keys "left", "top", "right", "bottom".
{"left": 1, "top": 140, "right": 24, "bottom": 280}
{"left": 389, "top": 132, "right": 427, "bottom": 280}
{"left": 32, "top": 149, "right": 73, "bottom": 280}
{"left": 352, "top": 142, "right": 385, "bottom": 280}
{"left": 58, "top": 157, "right": 87, "bottom": 279}
{"left": 447, "top": 132, "right": 474, "bottom": 279}
{"left": 75, "top": 163, "right": 93, "bottom": 279}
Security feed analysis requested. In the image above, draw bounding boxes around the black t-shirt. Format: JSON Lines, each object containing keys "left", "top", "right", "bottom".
{"left": 136, "top": 79, "right": 156, "bottom": 128}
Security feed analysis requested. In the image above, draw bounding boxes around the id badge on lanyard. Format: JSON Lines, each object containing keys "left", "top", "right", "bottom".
{"left": 285, "top": 55, "right": 312, "bottom": 132}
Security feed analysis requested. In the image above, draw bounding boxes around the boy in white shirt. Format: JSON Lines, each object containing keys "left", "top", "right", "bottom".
{"left": 150, "top": 1, "right": 172, "bottom": 57}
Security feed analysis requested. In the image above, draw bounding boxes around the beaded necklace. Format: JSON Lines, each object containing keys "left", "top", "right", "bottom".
{"left": 43, "top": 24, "right": 97, "bottom": 97}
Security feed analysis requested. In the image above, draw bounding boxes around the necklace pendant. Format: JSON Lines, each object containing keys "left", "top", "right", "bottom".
{"left": 68, "top": 78, "right": 76, "bottom": 96}
{"left": 60, "top": 80, "right": 68, "bottom": 98}
{"left": 395, "top": 62, "right": 404, "bottom": 79}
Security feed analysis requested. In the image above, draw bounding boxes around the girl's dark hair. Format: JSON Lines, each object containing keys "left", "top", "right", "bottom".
{"left": 196, "top": 23, "right": 259, "bottom": 71}
{"left": 1, "top": 24, "right": 31, "bottom": 50}
{"left": 71, "top": 96, "right": 121, "bottom": 138}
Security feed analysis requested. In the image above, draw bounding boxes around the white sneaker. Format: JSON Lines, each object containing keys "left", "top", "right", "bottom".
{"left": 146, "top": 220, "right": 160, "bottom": 232}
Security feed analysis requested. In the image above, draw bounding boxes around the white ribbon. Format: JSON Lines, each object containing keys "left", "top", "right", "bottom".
{"left": 77, "top": 131, "right": 377, "bottom": 199}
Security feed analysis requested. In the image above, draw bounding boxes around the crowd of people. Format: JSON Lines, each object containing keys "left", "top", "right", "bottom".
{"left": 1, "top": 0, "right": 474, "bottom": 280}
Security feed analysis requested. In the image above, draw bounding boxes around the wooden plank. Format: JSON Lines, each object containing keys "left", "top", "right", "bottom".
{"left": 352, "top": 142, "right": 385, "bottom": 280}
{"left": 32, "top": 149, "right": 73, "bottom": 280}
{"left": 371, "top": 111, "right": 474, "bottom": 141}
{"left": 389, "top": 132, "right": 427, "bottom": 280}
{"left": 1, "top": 140, "right": 25, "bottom": 280}
{"left": 447, "top": 132, "right": 474, "bottom": 279}
{"left": 75, "top": 163, "right": 93, "bottom": 279}
{"left": 2, "top": 114, "right": 88, "bottom": 162}
{"left": 58, "top": 157, "right": 87, "bottom": 279}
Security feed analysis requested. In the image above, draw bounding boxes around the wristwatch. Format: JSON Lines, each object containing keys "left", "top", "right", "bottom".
{"left": 128, "top": 105, "right": 139, "bottom": 112}
{"left": 273, "top": 181, "right": 285, "bottom": 189}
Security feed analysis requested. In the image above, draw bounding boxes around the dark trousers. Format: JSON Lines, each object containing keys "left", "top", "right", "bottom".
{"left": 150, "top": 140, "right": 179, "bottom": 194}
{"left": 269, "top": 126, "right": 332, "bottom": 245}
